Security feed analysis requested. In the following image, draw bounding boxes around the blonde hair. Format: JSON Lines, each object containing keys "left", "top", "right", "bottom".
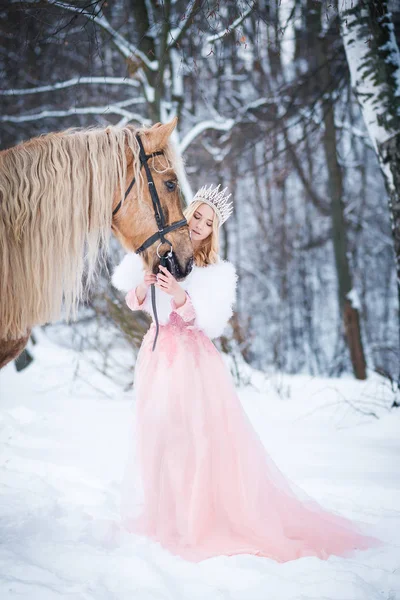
{"left": 183, "top": 200, "right": 220, "bottom": 266}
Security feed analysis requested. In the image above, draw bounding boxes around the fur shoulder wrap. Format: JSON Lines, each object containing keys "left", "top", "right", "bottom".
{"left": 111, "top": 252, "right": 238, "bottom": 339}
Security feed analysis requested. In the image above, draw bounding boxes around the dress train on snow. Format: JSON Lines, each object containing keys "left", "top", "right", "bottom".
{"left": 119, "top": 289, "right": 382, "bottom": 563}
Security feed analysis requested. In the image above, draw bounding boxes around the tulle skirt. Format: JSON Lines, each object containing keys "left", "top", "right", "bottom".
{"left": 120, "top": 312, "right": 382, "bottom": 562}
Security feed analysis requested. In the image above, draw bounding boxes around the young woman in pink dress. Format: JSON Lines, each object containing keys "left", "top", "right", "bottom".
{"left": 112, "top": 184, "right": 382, "bottom": 563}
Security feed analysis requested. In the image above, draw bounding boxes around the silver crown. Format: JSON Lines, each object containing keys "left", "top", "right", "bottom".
{"left": 190, "top": 183, "right": 233, "bottom": 227}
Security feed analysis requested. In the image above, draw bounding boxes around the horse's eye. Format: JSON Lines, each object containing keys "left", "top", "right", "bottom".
{"left": 165, "top": 180, "right": 177, "bottom": 192}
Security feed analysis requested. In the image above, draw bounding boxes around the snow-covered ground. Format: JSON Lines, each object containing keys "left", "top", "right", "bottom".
{"left": 0, "top": 329, "right": 399, "bottom": 600}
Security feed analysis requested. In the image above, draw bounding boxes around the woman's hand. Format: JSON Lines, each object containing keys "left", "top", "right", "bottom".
{"left": 135, "top": 271, "right": 157, "bottom": 304}
{"left": 156, "top": 265, "right": 186, "bottom": 307}
{"left": 143, "top": 271, "right": 157, "bottom": 288}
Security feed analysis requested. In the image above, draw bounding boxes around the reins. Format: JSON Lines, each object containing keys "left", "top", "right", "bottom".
{"left": 113, "top": 133, "right": 188, "bottom": 351}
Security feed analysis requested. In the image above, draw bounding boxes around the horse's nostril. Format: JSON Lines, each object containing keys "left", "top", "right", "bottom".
{"left": 184, "top": 257, "right": 194, "bottom": 277}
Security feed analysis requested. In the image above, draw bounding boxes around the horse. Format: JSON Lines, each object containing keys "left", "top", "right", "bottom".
{"left": 0, "top": 117, "right": 194, "bottom": 369}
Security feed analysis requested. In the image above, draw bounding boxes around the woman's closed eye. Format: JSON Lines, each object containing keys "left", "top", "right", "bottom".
{"left": 194, "top": 214, "right": 212, "bottom": 227}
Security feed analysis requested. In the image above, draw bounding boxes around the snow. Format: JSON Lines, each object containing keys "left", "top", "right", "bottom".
{"left": 0, "top": 328, "right": 399, "bottom": 599}
{"left": 0, "top": 101, "right": 148, "bottom": 126}
{"left": 205, "top": 2, "right": 254, "bottom": 44}
{"left": 346, "top": 288, "right": 362, "bottom": 310}
{"left": 170, "top": 48, "right": 184, "bottom": 99}
{"left": 279, "top": 0, "right": 296, "bottom": 67}
{"left": 0, "top": 77, "right": 140, "bottom": 97}
{"left": 179, "top": 119, "right": 235, "bottom": 154}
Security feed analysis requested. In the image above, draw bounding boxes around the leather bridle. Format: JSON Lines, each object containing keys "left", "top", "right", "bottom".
{"left": 112, "top": 132, "right": 189, "bottom": 352}
{"left": 112, "top": 133, "right": 187, "bottom": 257}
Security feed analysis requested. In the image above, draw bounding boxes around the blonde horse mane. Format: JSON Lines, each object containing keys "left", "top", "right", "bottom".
{"left": 0, "top": 124, "right": 180, "bottom": 341}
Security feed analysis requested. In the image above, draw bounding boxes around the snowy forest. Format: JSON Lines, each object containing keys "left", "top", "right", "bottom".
{"left": 1, "top": 2, "right": 400, "bottom": 597}
{"left": 1, "top": 0, "right": 399, "bottom": 385}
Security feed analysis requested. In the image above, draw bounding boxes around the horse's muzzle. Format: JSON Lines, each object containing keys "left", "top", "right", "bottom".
{"left": 157, "top": 252, "right": 193, "bottom": 281}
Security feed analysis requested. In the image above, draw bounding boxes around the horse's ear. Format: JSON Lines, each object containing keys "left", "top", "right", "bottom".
{"left": 142, "top": 117, "right": 178, "bottom": 153}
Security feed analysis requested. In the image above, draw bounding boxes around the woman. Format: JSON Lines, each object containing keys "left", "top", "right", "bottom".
{"left": 112, "top": 183, "right": 382, "bottom": 563}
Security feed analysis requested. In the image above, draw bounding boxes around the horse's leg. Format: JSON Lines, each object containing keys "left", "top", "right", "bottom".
{"left": 0, "top": 331, "right": 31, "bottom": 369}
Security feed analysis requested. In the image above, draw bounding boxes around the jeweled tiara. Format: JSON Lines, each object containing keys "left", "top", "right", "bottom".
{"left": 190, "top": 183, "right": 233, "bottom": 227}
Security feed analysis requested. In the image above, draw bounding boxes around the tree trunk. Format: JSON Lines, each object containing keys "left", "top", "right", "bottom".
{"left": 323, "top": 102, "right": 367, "bottom": 379}
{"left": 339, "top": 0, "right": 400, "bottom": 386}
{"left": 303, "top": 0, "right": 368, "bottom": 379}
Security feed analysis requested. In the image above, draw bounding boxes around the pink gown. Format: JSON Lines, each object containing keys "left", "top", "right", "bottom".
{"left": 120, "top": 287, "right": 382, "bottom": 563}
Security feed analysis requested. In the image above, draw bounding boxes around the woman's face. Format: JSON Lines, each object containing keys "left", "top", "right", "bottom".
{"left": 188, "top": 203, "right": 215, "bottom": 244}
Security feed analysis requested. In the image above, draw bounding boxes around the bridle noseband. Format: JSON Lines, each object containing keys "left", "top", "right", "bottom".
{"left": 113, "top": 133, "right": 189, "bottom": 352}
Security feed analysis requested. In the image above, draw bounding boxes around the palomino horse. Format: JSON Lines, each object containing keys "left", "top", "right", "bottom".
{"left": 0, "top": 117, "right": 194, "bottom": 369}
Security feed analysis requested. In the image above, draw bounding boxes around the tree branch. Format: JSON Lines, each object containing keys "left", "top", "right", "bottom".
{"left": 10, "top": 0, "right": 158, "bottom": 71}
{"left": 0, "top": 98, "right": 149, "bottom": 124}
{"left": 206, "top": 2, "right": 256, "bottom": 43}
{"left": 169, "top": 0, "right": 198, "bottom": 48}
{"left": 0, "top": 76, "right": 140, "bottom": 96}
{"left": 179, "top": 118, "right": 235, "bottom": 153}
{"left": 283, "top": 130, "right": 331, "bottom": 216}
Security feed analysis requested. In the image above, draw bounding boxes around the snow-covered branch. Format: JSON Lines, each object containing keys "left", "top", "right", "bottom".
{"left": 14, "top": 0, "right": 158, "bottom": 71}
{"left": 53, "top": 0, "right": 157, "bottom": 69}
{"left": 206, "top": 2, "right": 256, "bottom": 43}
{"left": 179, "top": 118, "right": 235, "bottom": 153}
{"left": 169, "top": 0, "right": 198, "bottom": 48}
{"left": 0, "top": 77, "right": 140, "bottom": 96}
{"left": 178, "top": 94, "right": 283, "bottom": 153}
{"left": 202, "top": 138, "right": 232, "bottom": 162}
{"left": 0, "top": 98, "right": 149, "bottom": 124}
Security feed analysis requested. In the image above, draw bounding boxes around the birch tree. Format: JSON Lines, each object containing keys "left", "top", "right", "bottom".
{"left": 339, "top": 0, "right": 400, "bottom": 386}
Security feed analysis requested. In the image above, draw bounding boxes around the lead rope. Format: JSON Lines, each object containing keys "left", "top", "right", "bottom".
{"left": 151, "top": 283, "right": 159, "bottom": 352}
{"left": 151, "top": 254, "right": 168, "bottom": 352}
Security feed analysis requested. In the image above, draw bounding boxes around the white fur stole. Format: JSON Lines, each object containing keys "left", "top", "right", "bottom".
{"left": 111, "top": 253, "right": 238, "bottom": 339}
